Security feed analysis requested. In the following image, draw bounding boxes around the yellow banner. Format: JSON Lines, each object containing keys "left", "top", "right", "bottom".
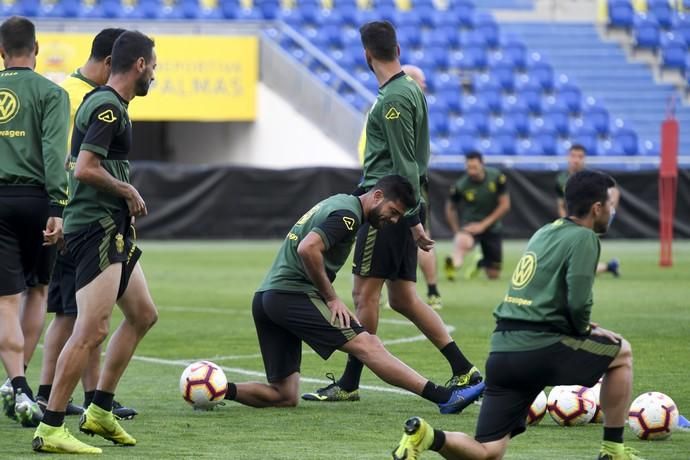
{"left": 35, "top": 33, "right": 258, "bottom": 121}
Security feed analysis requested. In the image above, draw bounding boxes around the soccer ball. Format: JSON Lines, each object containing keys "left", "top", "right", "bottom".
{"left": 628, "top": 392, "right": 679, "bottom": 440}
{"left": 589, "top": 378, "right": 604, "bottom": 423}
{"left": 179, "top": 361, "right": 228, "bottom": 410}
{"left": 526, "top": 390, "right": 548, "bottom": 426}
{"left": 547, "top": 385, "right": 597, "bottom": 426}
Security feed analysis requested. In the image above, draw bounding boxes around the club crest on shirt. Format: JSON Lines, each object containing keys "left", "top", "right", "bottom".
{"left": 0, "top": 88, "right": 20, "bottom": 124}
{"left": 342, "top": 217, "right": 355, "bottom": 230}
{"left": 385, "top": 107, "right": 400, "bottom": 120}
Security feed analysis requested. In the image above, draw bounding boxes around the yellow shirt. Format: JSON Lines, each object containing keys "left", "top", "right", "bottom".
{"left": 60, "top": 69, "right": 98, "bottom": 153}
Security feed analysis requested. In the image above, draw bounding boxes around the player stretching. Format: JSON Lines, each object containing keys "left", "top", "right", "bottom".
{"left": 33, "top": 31, "right": 158, "bottom": 454}
{"left": 391, "top": 171, "right": 643, "bottom": 460}
{"left": 224, "top": 175, "right": 484, "bottom": 413}
{"left": 302, "top": 21, "right": 483, "bottom": 405}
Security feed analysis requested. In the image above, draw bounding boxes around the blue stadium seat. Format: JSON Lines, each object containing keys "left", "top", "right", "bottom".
{"left": 633, "top": 15, "right": 661, "bottom": 50}
{"left": 426, "top": 45, "right": 450, "bottom": 70}
{"left": 571, "top": 125, "right": 598, "bottom": 155}
{"left": 641, "top": 139, "right": 660, "bottom": 156}
{"left": 429, "top": 112, "right": 451, "bottom": 137}
{"left": 435, "top": 26, "right": 462, "bottom": 50}
{"left": 489, "top": 62, "right": 516, "bottom": 92}
{"left": 430, "top": 73, "right": 461, "bottom": 92}
{"left": 336, "top": 4, "right": 358, "bottom": 26}
{"left": 516, "top": 139, "right": 540, "bottom": 155}
{"left": 220, "top": 0, "right": 241, "bottom": 19}
{"left": 516, "top": 82, "right": 543, "bottom": 115}
{"left": 436, "top": 89, "right": 462, "bottom": 114}
{"left": 393, "top": 11, "right": 419, "bottom": 28}
{"left": 542, "top": 103, "right": 570, "bottom": 137}
{"left": 413, "top": 0, "right": 436, "bottom": 9}
{"left": 648, "top": 0, "right": 673, "bottom": 29}
{"left": 531, "top": 128, "right": 558, "bottom": 155}
{"left": 672, "top": 13, "right": 690, "bottom": 45}
{"left": 447, "top": 0, "right": 475, "bottom": 28}
{"left": 527, "top": 59, "right": 554, "bottom": 92}
{"left": 463, "top": 100, "right": 490, "bottom": 137}
{"left": 608, "top": 0, "right": 634, "bottom": 29}
{"left": 450, "top": 130, "right": 480, "bottom": 155}
{"left": 474, "top": 12, "right": 500, "bottom": 48}
{"left": 502, "top": 102, "right": 530, "bottom": 137}
{"left": 612, "top": 126, "right": 639, "bottom": 155}
{"left": 660, "top": 33, "right": 688, "bottom": 71}
{"left": 255, "top": 0, "right": 281, "bottom": 20}
{"left": 17, "top": 0, "right": 41, "bottom": 16}
{"left": 475, "top": 80, "right": 503, "bottom": 114}
{"left": 491, "top": 129, "right": 518, "bottom": 155}
{"left": 501, "top": 39, "right": 527, "bottom": 70}
{"left": 427, "top": 95, "right": 449, "bottom": 115}
{"left": 555, "top": 79, "right": 582, "bottom": 115}
{"left": 51, "top": 0, "right": 83, "bottom": 18}
{"left": 450, "top": 45, "right": 487, "bottom": 71}
{"left": 398, "top": 25, "right": 422, "bottom": 49}
{"left": 583, "top": 102, "right": 610, "bottom": 137}
{"left": 375, "top": 5, "right": 398, "bottom": 24}
{"left": 415, "top": 5, "right": 437, "bottom": 28}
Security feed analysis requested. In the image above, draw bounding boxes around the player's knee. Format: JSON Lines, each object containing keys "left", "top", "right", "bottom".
{"left": 132, "top": 303, "right": 158, "bottom": 333}
{"left": 0, "top": 334, "right": 23, "bottom": 353}
{"left": 618, "top": 338, "right": 633, "bottom": 367}
{"left": 353, "top": 289, "right": 379, "bottom": 311}
{"left": 354, "top": 333, "right": 385, "bottom": 361}
{"left": 272, "top": 386, "right": 299, "bottom": 407}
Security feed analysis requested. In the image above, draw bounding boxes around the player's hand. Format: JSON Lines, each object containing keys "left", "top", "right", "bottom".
{"left": 125, "top": 185, "right": 147, "bottom": 217}
{"left": 462, "top": 222, "right": 485, "bottom": 235}
{"left": 327, "top": 298, "right": 360, "bottom": 329}
{"left": 43, "top": 217, "right": 63, "bottom": 246}
{"left": 590, "top": 325, "right": 622, "bottom": 344}
{"left": 411, "top": 223, "right": 435, "bottom": 252}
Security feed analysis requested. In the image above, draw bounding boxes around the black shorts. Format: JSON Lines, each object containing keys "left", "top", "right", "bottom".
{"left": 0, "top": 187, "right": 50, "bottom": 296}
{"left": 352, "top": 205, "right": 427, "bottom": 282}
{"left": 65, "top": 213, "right": 141, "bottom": 300}
{"left": 47, "top": 250, "right": 78, "bottom": 316}
{"left": 252, "top": 290, "right": 364, "bottom": 383}
{"left": 25, "top": 245, "right": 57, "bottom": 288}
{"left": 475, "top": 335, "right": 621, "bottom": 443}
{"left": 474, "top": 231, "right": 502, "bottom": 270}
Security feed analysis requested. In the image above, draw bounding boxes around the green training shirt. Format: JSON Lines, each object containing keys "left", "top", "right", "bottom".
{"left": 258, "top": 194, "right": 364, "bottom": 294}
{"left": 449, "top": 166, "right": 507, "bottom": 233}
{"left": 555, "top": 170, "right": 569, "bottom": 198}
{"left": 63, "top": 86, "right": 131, "bottom": 234}
{"left": 0, "top": 67, "right": 69, "bottom": 216}
{"left": 491, "top": 218, "right": 601, "bottom": 352}
{"left": 359, "top": 71, "right": 429, "bottom": 223}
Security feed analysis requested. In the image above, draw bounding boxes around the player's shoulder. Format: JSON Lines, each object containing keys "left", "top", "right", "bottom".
{"left": 24, "top": 71, "right": 68, "bottom": 99}
{"left": 324, "top": 194, "right": 362, "bottom": 217}
{"left": 79, "top": 88, "right": 124, "bottom": 118}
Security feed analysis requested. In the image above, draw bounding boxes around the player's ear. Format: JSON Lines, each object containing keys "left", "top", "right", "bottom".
{"left": 136, "top": 56, "right": 145, "bottom": 73}
{"left": 34, "top": 41, "right": 39, "bottom": 57}
{"left": 104, "top": 55, "right": 112, "bottom": 68}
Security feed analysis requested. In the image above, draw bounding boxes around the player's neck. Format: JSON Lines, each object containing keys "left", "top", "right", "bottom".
{"left": 373, "top": 61, "right": 402, "bottom": 87}
{"left": 569, "top": 215, "right": 595, "bottom": 230}
{"left": 80, "top": 60, "right": 105, "bottom": 86}
{"left": 106, "top": 73, "right": 136, "bottom": 102}
{"left": 3, "top": 55, "right": 35, "bottom": 70}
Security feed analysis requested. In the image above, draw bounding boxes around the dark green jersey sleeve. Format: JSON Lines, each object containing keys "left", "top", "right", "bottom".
{"left": 42, "top": 85, "right": 70, "bottom": 216}
{"left": 380, "top": 95, "right": 421, "bottom": 225}
{"left": 496, "top": 172, "right": 507, "bottom": 194}
{"left": 80, "top": 103, "right": 123, "bottom": 158}
{"left": 565, "top": 231, "right": 600, "bottom": 335}
{"left": 314, "top": 210, "right": 360, "bottom": 250}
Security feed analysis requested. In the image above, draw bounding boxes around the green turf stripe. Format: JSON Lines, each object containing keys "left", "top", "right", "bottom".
{"left": 359, "top": 227, "right": 378, "bottom": 276}
{"left": 308, "top": 293, "right": 356, "bottom": 341}
{"left": 561, "top": 336, "right": 619, "bottom": 358}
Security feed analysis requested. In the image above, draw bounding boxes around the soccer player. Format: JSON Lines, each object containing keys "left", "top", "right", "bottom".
{"left": 444, "top": 152, "right": 510, "bottom": 281}
{"left": 32, "top": 31, "right": 158, "bottom": 454}
{"left": 0, "top": 16, "right": 69, "bottom": 428}
{"left": 391, "top": 170, "right": 644, "bottom": 460}
{"left": 34, "top": 27, "right": 138, "bottom": 421}
{"left": 556, "top": 144, "right": 620, "bottom": 276}
{"left": 302, "top": 21, "right": 483, "bottom": 404}
{"left": 224, "top": 175, "right": 484, "bottom": 412}
{"left": 359, "top": 64, "right": 443, "bottom": 310}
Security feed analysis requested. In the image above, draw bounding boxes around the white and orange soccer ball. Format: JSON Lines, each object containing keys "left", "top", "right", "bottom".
{"left": 526, "top": 390, "right": 548, "bottom": 426}
{"left": 179, "top": 361, "right": 228, "bottom": 410}
{"left": 589, "top": 378, "right": 604, "bottom": 423}
{"left": 547, "top": 385, "right": 597, "bottom": 426}
{"left": 628, "top": 392, "right": 679, "bottom": 440}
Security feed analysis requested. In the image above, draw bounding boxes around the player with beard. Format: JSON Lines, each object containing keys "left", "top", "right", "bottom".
{"left": 222, "top": 175, "right": 483, "bottom": 412}
{"left": 32, "top": 31, "right": 158, "bottom": 454}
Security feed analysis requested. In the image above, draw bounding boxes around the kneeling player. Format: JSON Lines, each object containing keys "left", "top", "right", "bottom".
{"left": 392, "top": 171, "right": 643, "bottom": 460}
{"left": 224, "top": 175, "right": 485, "bottom": 412}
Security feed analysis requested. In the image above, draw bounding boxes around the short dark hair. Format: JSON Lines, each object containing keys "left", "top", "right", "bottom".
{"left": 0, "top": 16, "right": 36, "bottom": 58}
{"left": 89, "top": 28, "right": 127, "bottom": 61}
{"left": 372, "top": 175, "right": 416, "bottom": 210}
{"left": 465, "top": 151, "right": 484, "bottom": 163}
{"left": 360, "top": 21, "right": 398, "bottom": 62}
{"left": 565, "top": 170, "right": 616, "bottom": 218}
{"left": 110, "top": 31, "right": 155, "bottom": 75}
{"left": 570, "top": 144, "right": 587, "bottom": 154}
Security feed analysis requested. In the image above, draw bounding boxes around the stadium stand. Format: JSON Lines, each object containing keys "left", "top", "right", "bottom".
{"left": 9, "top": 0, "right": 686, "bottom": 163}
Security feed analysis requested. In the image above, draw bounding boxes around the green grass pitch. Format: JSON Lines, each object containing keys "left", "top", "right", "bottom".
{"left": 3, "top": 240, "right": 689, "bottom": 459}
